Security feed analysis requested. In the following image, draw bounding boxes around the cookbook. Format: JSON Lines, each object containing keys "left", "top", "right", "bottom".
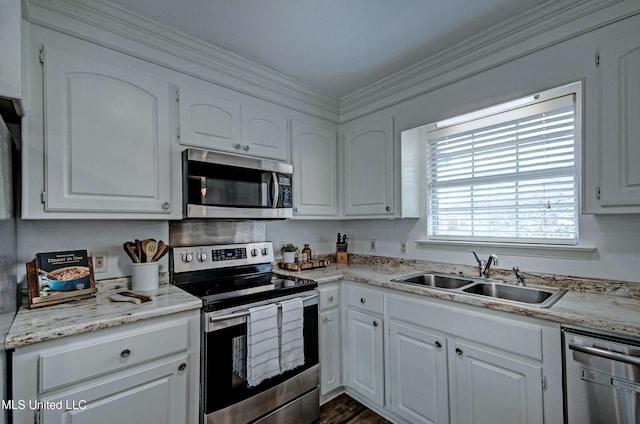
{"left": 26, "top": 249, "right": 98, "bottom": 308}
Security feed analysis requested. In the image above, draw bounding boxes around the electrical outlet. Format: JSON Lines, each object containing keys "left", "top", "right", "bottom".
{"left": 400, "top": 241, "right": 407, "bottom": 254}
{"left": 91, "top": 251, "right": 108, "bottom": 273}
{"left": 369, "top": 239, "right": 376, "bottom": 252}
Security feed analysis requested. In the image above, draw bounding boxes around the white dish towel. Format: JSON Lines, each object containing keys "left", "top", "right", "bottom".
{"left": 247, "top": 304, "right": 280, "bottom": 387}
{"left": 279, "top": 297, "right": 305, "bottom": 373}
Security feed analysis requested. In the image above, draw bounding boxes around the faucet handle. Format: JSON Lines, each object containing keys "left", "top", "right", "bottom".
{"left": 513, "top": 266, "right": 525, "bottom": 286}
{"left": 470, "top": 250, "right": 481, "bottom": 264}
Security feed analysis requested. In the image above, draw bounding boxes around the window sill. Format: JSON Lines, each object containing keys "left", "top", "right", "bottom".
{"left": 415, "top": 239, "right": 596, "bottom": 260}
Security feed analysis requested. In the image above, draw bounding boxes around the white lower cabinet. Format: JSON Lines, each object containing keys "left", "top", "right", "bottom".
{"left": 389, "top": 322, "right": 449, "bottom": 424}
{"left": 318, "top": 283, "right": 341, "bottom": 400}
{"left": 11, "top": 311, "right": 200, "bottom": 424}
{"left": 340, "top": 282, "right": 563, "bottom": 424}
{"left": 449, "top": 340, "right": 543, "bottom": 424}
{"left": 344, "top": 284, "right": 385, "bottom": 408}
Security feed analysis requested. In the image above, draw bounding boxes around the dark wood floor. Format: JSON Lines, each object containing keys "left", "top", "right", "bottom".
{"left": 319, "top": 394, "right": 393, "bottom": 424}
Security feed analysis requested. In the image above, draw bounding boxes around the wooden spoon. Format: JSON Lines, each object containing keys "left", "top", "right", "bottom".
{"left": 152, "top": 241, "right": 168, "bottom": 262}
{"left": 144, "top": 240, "right": 158, "bottom": 263}
{"left": 123, "top": 242, "right": 140, "bottom": 263}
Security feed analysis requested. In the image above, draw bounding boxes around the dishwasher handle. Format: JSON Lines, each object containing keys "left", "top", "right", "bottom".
{"left": 568, "top": 342, "right": 640, "bottom": 367}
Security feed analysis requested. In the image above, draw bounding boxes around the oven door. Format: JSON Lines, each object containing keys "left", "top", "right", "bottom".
{"left": 183, "top": 149, "right": 293, "bottom": 219}
{"left": 203, "top": 293, "right": 319, "bottom": 424}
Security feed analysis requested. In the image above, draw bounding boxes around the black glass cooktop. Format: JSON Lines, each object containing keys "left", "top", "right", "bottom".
{"left": 172, "top": 264, "right": 316, "bottom": 312}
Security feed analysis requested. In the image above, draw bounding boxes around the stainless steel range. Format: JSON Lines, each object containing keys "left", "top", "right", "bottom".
{"left": 170, "top": 242, "right": 319, "bottom": 424}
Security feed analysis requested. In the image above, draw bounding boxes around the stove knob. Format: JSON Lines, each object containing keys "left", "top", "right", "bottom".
{"left": 261, "top": 247, "right": 269, "bottom": 256}
{"left": 182, "top": 252, "right": 193, "bottom": 263}
{"left": 196, "top": 251, "right": 207, "bottom": 262}
{"left": 250, "top": 248, "right": 259, "bottom": 257}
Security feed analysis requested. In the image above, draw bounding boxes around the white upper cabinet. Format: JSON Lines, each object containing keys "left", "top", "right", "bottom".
{"left": 0, "top": 0, "right": 21, "bottom": 100}
{"left": 178, "top": 84, "right": 290, "bottom": 161}
{"left": 241, "top": 105, "right": 289, "bottom": 161}
{"left": 178, "top": 86, "right": 241, "bottom": 152}
{"left": 598, "top": 32, "right": 640, "bottom": 209}
{"left": 292, "top": 119, "right": 338, "bottom": 218}
{"left": 342, "top": 110, "right": 394, "bottom": 216}
{"left": 40, "top": 44, "right": 174, "bottom": 216}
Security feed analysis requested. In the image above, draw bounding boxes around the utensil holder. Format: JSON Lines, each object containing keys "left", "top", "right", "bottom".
{"left": 131, "top": 262, "right": 159, "bottom": 291}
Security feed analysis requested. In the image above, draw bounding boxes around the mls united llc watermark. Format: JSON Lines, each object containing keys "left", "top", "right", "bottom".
{"left": 2, "top": 399, "right": 87, "bottom": 410}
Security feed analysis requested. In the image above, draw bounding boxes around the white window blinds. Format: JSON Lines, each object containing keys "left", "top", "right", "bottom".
{"left": 426, "top": 94, "right": 577, "bottom": 244}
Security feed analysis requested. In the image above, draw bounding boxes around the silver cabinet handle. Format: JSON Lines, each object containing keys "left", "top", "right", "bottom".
{"left": 329, "top": 296, "right": 334, "bottom": 302}
{"left": 121, "top": 349, "right": 131, "bottom": 358}
{"left": 435, "top": 341, "right": 442, "bottom": 349}
{"left": 178, "top": 363, "right": 187, "bottom": 371}
{"left": 243, "top": 145, "right": 250, "bottom": 151}
{"left": 386, "top": 206, "right": 391, "bottom": 212}
{"left": 295, "top": 207, "right": 301, "bottom": 213}
{"left": 455, "top": 348, "right": 463, "bottom": 357}
{"left": 360, "top": 298, "right": 366, "bottom": 304}
{"left": 161, "top": 202, "right": 170, "bottom": 210}
{"left": 569, "top": 343, "right": 640, "bottom": 367}
{"left": 234, "top": 143, "right": 242, "bottom": 150}
{"left": 373, "top": 321, "right": 379, "bottom": 327}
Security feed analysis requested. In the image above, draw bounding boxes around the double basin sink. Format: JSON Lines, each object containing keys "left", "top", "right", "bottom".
{"left": 391, "top": 272, "right": 566, "bottom": 308}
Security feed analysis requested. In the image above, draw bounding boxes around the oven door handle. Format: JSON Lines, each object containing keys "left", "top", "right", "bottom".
{"left": 271, "top": 172, "right": 279, "bottom": 208}
{"left": 568, "top": 342, "right": 640, "bottom": 366}
{"left": 208, "top": 293, "right": 319, "bottom": 323}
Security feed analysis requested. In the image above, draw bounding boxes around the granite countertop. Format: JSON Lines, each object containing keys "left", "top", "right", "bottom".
{"left": 277, "top": 262, "right": 640, "bottom": 340}
{"left": 5, "top": 278, "right": 202, "bottom": 349}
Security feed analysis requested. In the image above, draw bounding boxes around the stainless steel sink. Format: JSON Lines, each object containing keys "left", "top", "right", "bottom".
{"left": 391, "top": 272, "right": 566, "bottom": 308}
{"left": 393, "top": 273, "right": 475, "bottom": 289}
{"left": 462, "top": 282, "right": 566, "bottom": 307}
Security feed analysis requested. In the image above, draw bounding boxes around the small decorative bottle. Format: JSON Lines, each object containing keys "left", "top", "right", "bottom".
{"left": 301, "top": 244, "right": 312, "bottom": 263}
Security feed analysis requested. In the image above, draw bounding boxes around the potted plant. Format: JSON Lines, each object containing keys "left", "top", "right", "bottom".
{"left": 281, "top": 243, "right": 298, "bottom": 263}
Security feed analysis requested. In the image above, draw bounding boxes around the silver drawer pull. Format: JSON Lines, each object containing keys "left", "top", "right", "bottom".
{"left": 178, "top": 363, "right": 187, "bottom": 371}
{"left": 360, "top": 298, "right": 366, "bottom": 304}
{"left": 373, "top": 321, "right": 379, "bottom": 327}
{"left": 329, "top": 296, "right": 334, "bottom": 302}
{"left": 120, "top": 349, "right": 131, "bottom": 358}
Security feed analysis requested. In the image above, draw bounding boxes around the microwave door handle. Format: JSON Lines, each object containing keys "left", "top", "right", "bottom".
{"left": 271, "top": 172, "right": 279, "bottom": 208}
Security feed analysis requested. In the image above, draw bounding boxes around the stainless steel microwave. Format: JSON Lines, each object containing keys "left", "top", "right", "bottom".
{"left": 182, "top": 149, "right": 293, "bottom": 219}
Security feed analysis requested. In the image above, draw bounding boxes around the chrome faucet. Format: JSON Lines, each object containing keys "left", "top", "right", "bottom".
{"left": 470, "top": 251, "right": 499, "bottom": 278}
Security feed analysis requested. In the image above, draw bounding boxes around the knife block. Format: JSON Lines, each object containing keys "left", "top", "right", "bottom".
{"left": 336, "top": 243, "right": 348, "bottom": 264}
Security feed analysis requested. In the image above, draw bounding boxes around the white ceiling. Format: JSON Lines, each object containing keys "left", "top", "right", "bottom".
{"left": 107, "top": 0, "right": 550, "bottom": 99}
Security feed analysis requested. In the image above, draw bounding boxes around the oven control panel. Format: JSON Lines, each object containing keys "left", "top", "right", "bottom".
{"left": 172, "top": 242, "right": 275, "bottom": 273}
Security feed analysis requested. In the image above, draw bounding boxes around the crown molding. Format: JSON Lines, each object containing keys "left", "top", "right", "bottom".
{"left": 339, "top": 0, "right": 630, "bottom": 121}
{"left": 24, "top": 0, "right": 340, "bottom": 122}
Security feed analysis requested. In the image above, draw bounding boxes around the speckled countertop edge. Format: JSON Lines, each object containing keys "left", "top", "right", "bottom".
{"left": 276, "top": 262, "right": 640, "bottom": 340}
{"left": 5, "top": 277, "right": 202, "bottom": 349}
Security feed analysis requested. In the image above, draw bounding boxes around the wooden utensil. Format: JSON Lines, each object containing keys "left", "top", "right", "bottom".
{"left": 123, "top": 242, "right": 140, "bottom": 263}
{"left": 136, "top": 239, "right": 143, "bottom": 262}
{"left": 152, "top": 241, "right": 168, "bottom": 262}
{"left": 144, "top": 240, "right": 158, "bottom": 263}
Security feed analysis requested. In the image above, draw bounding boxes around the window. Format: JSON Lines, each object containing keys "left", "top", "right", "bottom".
{"left": 426, "top": 84, "right": 579, "bottom": 245}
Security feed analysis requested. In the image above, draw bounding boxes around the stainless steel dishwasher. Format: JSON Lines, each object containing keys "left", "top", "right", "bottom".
{"left": 564, "top": 329, "right": 640, "bottom": 423}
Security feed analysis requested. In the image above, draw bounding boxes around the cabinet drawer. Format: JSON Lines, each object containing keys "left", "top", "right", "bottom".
{"left": 40, "top": 319, "right": 189, "bottom": 392}
{"left": 319, "top": 286, "right": 339, "bottom": 311}
{"left": 347, "top": 285, "right": 383, "bottom": 315}
{"left": 389, "top": 295, "right": 543, "bottom": 360}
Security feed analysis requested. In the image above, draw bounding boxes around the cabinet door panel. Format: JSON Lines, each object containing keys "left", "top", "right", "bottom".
{"left": 41, "top": 356, "right": 188, "bottom": 424}
{"left": 346, "top": 309, "right": 384, "bottom": 406}
{"left": 319, "top": 309, "right": 341, "bottom": 396}
{"left": 389, "top": 322, "right": 448, "bottom": 424}
{"left": 242, "top": 106, "right": 289, "bottom": 161}
{"left": 451, "top": 341, "right": 543, "bottom": 424}
{"left": 600, "top": 33, "right": 640, "bottom": 206}
{"left": 343, "top": 112, "right": 394, "bottom": 216}
{"left": 178, "top": 86, "right": 241, "bottom": 150}
{"left": 292, "top": 120, "right": 338, "bottom": 217}
{"left": 43, "top": 46, "right": 171, "bottom": 213}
